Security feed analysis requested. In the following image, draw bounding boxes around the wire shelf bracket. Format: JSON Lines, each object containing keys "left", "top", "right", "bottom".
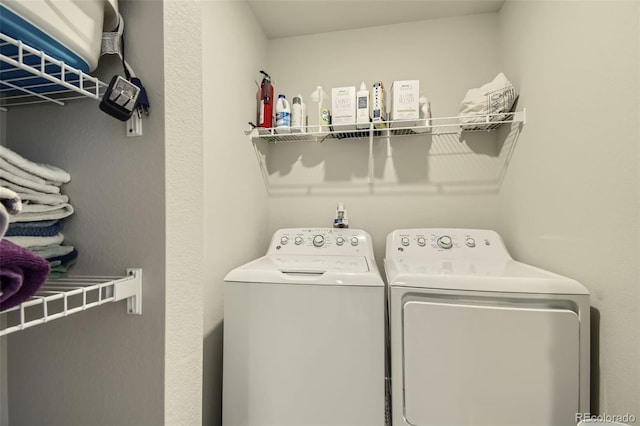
{"left": 0, "top": 268, "right": 143, "bottom": 337}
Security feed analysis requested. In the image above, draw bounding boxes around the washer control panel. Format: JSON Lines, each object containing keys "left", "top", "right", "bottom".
{"left": 269, "top": 228, "right": 372, "bottom": 256}
{"left": 386, "top": 228, "right": 511, "bottom": 260}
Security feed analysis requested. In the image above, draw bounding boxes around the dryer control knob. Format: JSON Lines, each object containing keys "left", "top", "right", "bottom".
{"left": 417, "top": 237, "right": 426, "bottom": 247}
{"left": 295, "top": 236, "right": 304, "bottom": 245}
{"left": 465, "top": 238, "right": 476, "bottom": 248}
{"left": 350, "top": 237, "right": 359, "bottom": 246}
{"left": 336, "top": 237, "right": 345, "bottom": 246}
{"left": 437, "top": 236, "right": 453, "bottom": 249}
{"left": 401, "top": 237, "right": 410, "bottom": 247}
{"left": 313, "top": 235, "right": 325, "bottom": 247}
{"left": 280, "top": 236, "right": 289, "bottom": 245}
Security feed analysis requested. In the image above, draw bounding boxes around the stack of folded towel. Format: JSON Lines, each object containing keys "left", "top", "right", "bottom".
{"left": 0, "top": 186, "right": 50, "bottom": 311}
{"left": 0, "top": 145, "right": 78, "bottom": 279}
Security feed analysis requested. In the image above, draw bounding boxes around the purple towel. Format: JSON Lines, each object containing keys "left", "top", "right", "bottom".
{"left": 0, "top": 239, "right": 51, "bottom": 311}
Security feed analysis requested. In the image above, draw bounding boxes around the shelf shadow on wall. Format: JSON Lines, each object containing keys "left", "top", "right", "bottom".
{"left": 253, "top": 121, "right": 523, "bottom": 196}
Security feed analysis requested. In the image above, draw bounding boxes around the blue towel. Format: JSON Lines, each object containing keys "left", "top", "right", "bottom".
{"left": 5, "top": 219, "right": 63, "bottom": 237}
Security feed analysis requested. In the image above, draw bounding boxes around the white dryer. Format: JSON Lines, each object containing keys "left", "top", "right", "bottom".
{"left": 223, "top": 228, "right": 386, "bottom": 426}
{"left": 385, "top": 228, "right": 590, "bottom": 426}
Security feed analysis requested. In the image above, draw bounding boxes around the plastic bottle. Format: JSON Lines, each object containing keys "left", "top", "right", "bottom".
{"left": 291, "top": 94, "right": 304, "bottom": 133}
{"left": 275, "top": 94, "right": 291, "bottom": 134}
{"left": 414, "top": 96, "right": 432, "bottom": 133}
{"left": 309, "top": 86, "right": 330, "bottom": 134}
{"left": 356, "top": 81, "right": 370, "bottom": 130}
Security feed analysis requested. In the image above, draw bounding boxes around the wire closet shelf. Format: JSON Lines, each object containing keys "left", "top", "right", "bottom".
{"left": 248, "top": 109, "right": 527, "bottom": 143}
{"left": 0, "top": 32, "right": 107, "bottom": 109}
{"left": 0, "top": 269, "right": 142, "bottom": 337}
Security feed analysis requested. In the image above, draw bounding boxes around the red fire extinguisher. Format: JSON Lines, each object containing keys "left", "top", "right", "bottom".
{"left": 257, "top": 70, "right": 274, "bottom": 129}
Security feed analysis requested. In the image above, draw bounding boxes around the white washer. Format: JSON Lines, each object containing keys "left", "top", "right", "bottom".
{"left": 223, "top": 228, "right": 386, "bottom": 426}
{"left": 385, "top": 228, "right": 590, "bottom": 426}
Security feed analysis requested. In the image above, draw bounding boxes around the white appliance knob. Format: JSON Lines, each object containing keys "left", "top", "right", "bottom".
{"left": 465, "top": 238, "right": 476, "bottom": 248}
{"left": 401, "top": 237, "right": 410, "bottom": 247}
{"left": 437, "top": 236, "right": 453, "bottom": 249}
{"left": 313, "top": 235, "right": 325, "bottom": 247}
{"left": 336, "top": 237, "right": 345, "bottom": 246}
{"left": 351, "top": 237, "right": 359, "bottom": 246}
{"left": 280, "top": 236, "right": 289, "bottom": 245}
{"left": 417, "top": 237, "right": 426, "bottom": 247}
{"left": 295, "top": 236, "right": 303, "bottom": 245}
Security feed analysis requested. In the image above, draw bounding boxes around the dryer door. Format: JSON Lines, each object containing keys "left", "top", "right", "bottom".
{"left": 403, "top": 300, "right": 580, "bottom": 426}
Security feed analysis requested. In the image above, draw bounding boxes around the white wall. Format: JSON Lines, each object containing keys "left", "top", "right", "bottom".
{"left": 201, "top": 2, "right": 269, "bottom": 426}
{"left": 5, "top": 1, "right": 167, "bottom": 424}
{"left": 266, "top": 14, "right": 507, "bottom": 264}
{"left": 164, "top": 0, "right": 204, "bottom": 424}
{"left": 498, "top": 0, "right": 640, "bottom": 414}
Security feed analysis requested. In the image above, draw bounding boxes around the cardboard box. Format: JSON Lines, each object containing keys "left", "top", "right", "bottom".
{"left": 390, "top": 80, "right": 419, "bottom": 127}
{"left": 331, "top": 86, "right": 356, "bottom": 131}
{"left": 372, "top": 81, "right": 387, "bottom": 129}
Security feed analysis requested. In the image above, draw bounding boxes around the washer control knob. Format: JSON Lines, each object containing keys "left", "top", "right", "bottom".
{"left": 295, "top": 236, "right": 304, "bottom": 245}
{"left": 401, "top": 237, "right": 410, "bottom": 247}
{"left": 437, "top": 236, "right": 453, "bottom": 249}
{"left": 313, "top": 235, "right": 325, "bottom": 247}
{"left": 417, "top": 237, "right": 426, "bottom": 247}
{"left": 465, "top": 238, "right": 476, "bottom": 248}
{"left": 350, "top": 237, "right": 359, "bottom": 246}
{"left": 280, "top": 236, "right": 289, "bottom": 245}
{"left": 336, "top": 237, "right": 345, "bottom": 246}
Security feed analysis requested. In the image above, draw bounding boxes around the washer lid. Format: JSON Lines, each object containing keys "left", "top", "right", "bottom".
{"left": 385, "top": 258, "right": 589, "bottom": 295}
{"left": 225, "top": 255, "right": 383, "bottom": 286}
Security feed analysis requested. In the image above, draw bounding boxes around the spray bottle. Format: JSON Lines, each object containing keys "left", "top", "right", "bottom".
{"left": 333, "top": 203, "right": 349, "bottom": 228}
{"left": 257, "top": 70, "right": 274, "bottom": 129}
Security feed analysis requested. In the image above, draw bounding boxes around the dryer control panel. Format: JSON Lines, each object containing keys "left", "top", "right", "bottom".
{"left": 386, "top": 228, "right": 511, "bottom": 260}
{"left": 269, "top": 228, "right": 374, "bottom": 257}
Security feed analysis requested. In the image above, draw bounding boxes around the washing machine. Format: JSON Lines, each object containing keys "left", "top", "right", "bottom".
{"left": 385, "top": 228, "right": 590, "bottom": 426}
{"left": 223, "top": 228, "right": 386, "bottom": 426}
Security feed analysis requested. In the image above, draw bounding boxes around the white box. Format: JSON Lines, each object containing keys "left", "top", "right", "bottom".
{"left": 390, "top": 80, "right": 419, "bottom": 127}
{"left": 372, "top": 81, "right": 387, "bottom": 129}
{"left": 331, "top": 86, "right": 356, "bottom": 131}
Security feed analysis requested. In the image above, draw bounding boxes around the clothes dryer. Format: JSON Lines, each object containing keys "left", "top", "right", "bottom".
{"left": 224, "top": 228, "right": 386, "bottom": 426}
{"left": 385, "top": 228, "right": 590, "bottom": 426}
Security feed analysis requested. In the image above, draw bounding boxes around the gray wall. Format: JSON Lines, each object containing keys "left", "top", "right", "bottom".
{"left": 265, "top": 13, "right": 507, "bottom": 270}
{"left": 497, "top": 0, "right": 640, "bottom": 413}
{"left": 201, "top": 2, "right": 269, "bottom": 425}
{"left": 5, "top": 1, "right": 166, "bottom": 424}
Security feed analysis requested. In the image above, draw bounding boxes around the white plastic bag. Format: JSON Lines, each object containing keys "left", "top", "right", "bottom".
{"left": 459, "top": 73, "right": 518, "bottom": 130}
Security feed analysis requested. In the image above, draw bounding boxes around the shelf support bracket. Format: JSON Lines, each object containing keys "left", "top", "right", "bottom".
{"left": 117, "top": 268, "right": 143, "bottom": 315}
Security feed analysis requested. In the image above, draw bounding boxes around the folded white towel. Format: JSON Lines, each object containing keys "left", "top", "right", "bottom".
{"left": 5, "top": 232, "right": 64, "bottom": 248}
{"left": 0, "top": 169, "right": 61, "bottom": 194}
{"left": 0, "top": 157, "right": 52, "bottom": 185}
{"left": 15, "top": 192, "right": 69, "bottom": 206}
{"left": 0, "top": 145, "right": 70, "bottom": 184}
{"left": 9, "top": 203, "right": 74, "bottom": 223}
{"left": 0, "top": 186, "right": 22, "bottom": 214}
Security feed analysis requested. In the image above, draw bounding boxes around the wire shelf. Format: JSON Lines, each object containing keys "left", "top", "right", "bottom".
{"left": 0, "top": 268, "right": 142, "bottom": 337}
{"left": 0, "top": 32, "right": 107, "bottom": 109}
{"left": 248, "top": 110, "right": 526, "bottom": 143}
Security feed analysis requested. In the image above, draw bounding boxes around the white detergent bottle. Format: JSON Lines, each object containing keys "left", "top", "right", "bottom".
{"left": 356, "top": 81, "right": 370, "bottom": 130}
{"left": 275, "top": 94, "right": 291, "bottom": 134}
{"left": 309, "top": 86, "right": 330, "bottom": 135}
{"left": 291, "top": 94, "right": 303, "bottom": 133}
